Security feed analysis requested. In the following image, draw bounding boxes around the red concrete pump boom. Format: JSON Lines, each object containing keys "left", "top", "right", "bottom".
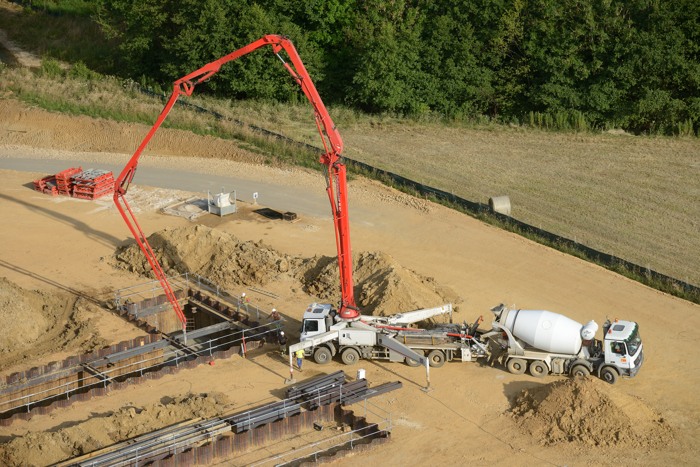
{"left": 113, "top": 34, "right": 361, "bottom": 335}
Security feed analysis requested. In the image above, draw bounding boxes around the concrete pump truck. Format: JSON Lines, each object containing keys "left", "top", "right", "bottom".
{"left": 111, "top": 35, "right": 458, "bottom": 378}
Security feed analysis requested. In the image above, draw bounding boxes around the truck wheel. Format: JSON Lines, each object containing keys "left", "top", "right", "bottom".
{"left": 600, "top": 366, "right": 618, "bottom": 384}
{"left": 570, "top": 364, "right": 590, "bottom": 378}
{"left": 428, "top": 350, "right": 446, "bottom": 368}
{"left": 405, "top": 355, "right": 422, "bottom": 367}
{"left": 529, "top": 361, "right": 548, "bottom": 378}
{"left": 313, "top": 347, "right": 332, "bottom": 365}
{"left": 506, "top": 358, "right": 527, "bottom": 375}
{"left": 341, "top": 348, "right": 360, "bottom": 365}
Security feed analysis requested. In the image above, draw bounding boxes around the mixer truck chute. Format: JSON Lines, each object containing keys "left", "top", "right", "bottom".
{"left": 486, "top": 304, "right": 644, "bottom": 384}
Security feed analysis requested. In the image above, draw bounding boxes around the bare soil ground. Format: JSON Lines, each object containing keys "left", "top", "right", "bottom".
{"left": 0, "top": 277, "right": 110, "bottom": 372}
{"left": 0, "top": 100, "right": 699, "bottom": 466}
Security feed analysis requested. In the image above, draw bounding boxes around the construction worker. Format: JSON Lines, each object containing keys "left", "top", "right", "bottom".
{"left": 278, "top": 330, "right": 288, "bottom": 355}
{"left": 269, "top": 308, "right": 281, "bottom": 321}
{"left": 295, "top": 348, "right": 305, "bottom": 371}
{"left": 238, "top": 292, "right": 249, "bottom": 314}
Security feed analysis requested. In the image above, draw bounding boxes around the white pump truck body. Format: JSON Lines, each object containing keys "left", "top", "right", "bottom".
{"left": 288, "top": 303, "right": 490, "bottom": 368}
{"left": 486, "top": 304, "right": 644, "bottom": 384}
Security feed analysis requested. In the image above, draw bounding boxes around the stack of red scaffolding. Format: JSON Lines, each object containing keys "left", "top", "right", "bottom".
{"left": 33, "top": 175, "right": 58, "bottom": 196}
{"left": 71, "top": 169, "right": 115, "bottom": 200}
{"left": 33, "top": 167, "right": 115, "bottom": 200}
{"left": 55, "top": 166, "right": 82, "bottom": 196}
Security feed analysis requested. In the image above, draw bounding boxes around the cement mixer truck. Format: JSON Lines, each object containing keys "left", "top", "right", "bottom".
{"left": 485, "top": 304, "right": 644, "bottom": 384}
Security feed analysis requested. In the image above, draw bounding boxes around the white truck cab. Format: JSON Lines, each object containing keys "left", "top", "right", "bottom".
{"left": 602, "top": 319, "right": 644, "bottom": 381}
{"left": 300, "top": 303, "right": 340, "bottom": 340}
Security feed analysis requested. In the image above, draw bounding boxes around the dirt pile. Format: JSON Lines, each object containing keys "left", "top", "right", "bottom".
{"left": 0, "top": 278, "right": 106, "bottom": 371}
{"left": 0, "top": 392, "right": 231, "bottom": 466}
{"left": 510, "top": 377, "right": 674, "bottom": 448}
{"left": 112, "top": 224, "right": 301, "bottom": 289}
{"left": 304, "top": 251, "right": 461, "bottom": 316}
{"left": 113, "top": 225, "right": 460, "bottom": 316}
{"left": 0, "top": 277, "right": 53, "bottom": 354}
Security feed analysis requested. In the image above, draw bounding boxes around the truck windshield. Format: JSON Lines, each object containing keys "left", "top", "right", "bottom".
{"left": 625, "top": 325, "right": 642, "bottom": 355}
{"left": 302, "top": 319, "right": 319, "bottom": 334}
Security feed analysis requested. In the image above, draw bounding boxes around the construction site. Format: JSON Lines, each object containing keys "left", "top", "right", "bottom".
{"left": 0, "top": 36, "right": 699, "bottom": 466}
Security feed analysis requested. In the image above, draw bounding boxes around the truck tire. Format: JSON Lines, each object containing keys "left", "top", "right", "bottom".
{"left": 570, "top": 364, "right": 590, "bottom": 378}
{"left": 427, "top": 350, "right": 446, "bottom": 368}
{"left": 529, "top": 360, "right": 548, "bottom": 378}
{"left": 313, "top": 347, "right": 332, "bottom": 365}
{"left": 341, "top": 347, "right": 360, "bottom": 365}
{"left": 600, "top": 366, "right": 618, "bottom": 384}
{"left": 506, "top": 358, "right": 527, "bottom": 375}
{"left": 405, "top": 354, "right": 422, "bottom": 367}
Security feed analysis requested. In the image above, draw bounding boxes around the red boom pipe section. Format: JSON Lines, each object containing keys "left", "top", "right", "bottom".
{"left": 113, "top": 35, "right": 360, "bottom": 327}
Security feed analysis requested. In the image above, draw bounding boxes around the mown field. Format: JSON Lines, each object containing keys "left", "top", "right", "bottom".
{"left": 339, "top": 123, "right": 700, "bottom": 287}
{"left": 0, "top": 62, "right": 698, "bottom": 290}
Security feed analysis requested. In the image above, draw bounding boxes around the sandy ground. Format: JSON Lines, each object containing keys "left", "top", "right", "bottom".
{"left": 0, "top": 100, "right": 699, "bottom": 466}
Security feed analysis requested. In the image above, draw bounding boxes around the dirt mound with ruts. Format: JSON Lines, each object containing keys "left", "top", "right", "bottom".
{"left": 0, "top": 392, "right": 231, "bottom": 466}
{"left": 112, "top": 225, "right": 459, "bottom": 316}
{"left": 112, "top": 224, "right": 300, "bottom": 289}
{"left": 304, "top": 250, "right": 461, "bottom": 316}
{"left": 0, "top": 277, "right": 107, "bottom": 372}
{"left": 510, "top": 377, "right": 674, "bottom": 448}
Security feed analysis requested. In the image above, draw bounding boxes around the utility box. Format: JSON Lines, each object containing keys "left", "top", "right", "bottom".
{"left": 338, "top": 328, "right": 378, "bottom": 346}
{"left": 208, "top": 189, "right": 237, "bottom": 217}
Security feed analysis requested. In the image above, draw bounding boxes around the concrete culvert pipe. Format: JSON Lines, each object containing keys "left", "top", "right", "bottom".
{"left": 489, "top": 196, "right": 511, "bottom": 216}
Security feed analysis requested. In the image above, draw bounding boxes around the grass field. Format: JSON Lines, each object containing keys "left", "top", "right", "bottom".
{"left": 340, "top": 123, "right": 700, "bottom": 287}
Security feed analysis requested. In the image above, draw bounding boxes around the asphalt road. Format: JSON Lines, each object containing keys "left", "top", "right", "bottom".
{"left": 0, "top": 157, "right": 332, "bottom": 219}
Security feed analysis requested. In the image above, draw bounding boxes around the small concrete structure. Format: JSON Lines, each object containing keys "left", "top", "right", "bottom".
{"left": 208, "top": 189, "right": 237, "bottom": 216}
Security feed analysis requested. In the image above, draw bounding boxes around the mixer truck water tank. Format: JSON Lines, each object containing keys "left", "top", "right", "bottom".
{"left": 505, "top": 309, "right": 583, "bottom": 355}
{"left": 581, "top": 320, "right": 598, "bottom": 340}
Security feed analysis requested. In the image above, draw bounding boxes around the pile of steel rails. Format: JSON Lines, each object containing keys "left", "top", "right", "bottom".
{"left": 286, "top": 370, "right": 403, "bottom": 410}
{"left": 58, "top": 371, "right": 401, "bottom": 467}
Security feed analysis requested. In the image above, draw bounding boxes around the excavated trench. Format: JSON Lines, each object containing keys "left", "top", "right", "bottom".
{"left": 0, "top": 276, "right": 280, "bottom": 426}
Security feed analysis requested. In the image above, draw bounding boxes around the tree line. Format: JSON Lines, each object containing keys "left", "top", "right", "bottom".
{"left": 94, "top": 0, "right": 699, "bottom": 135}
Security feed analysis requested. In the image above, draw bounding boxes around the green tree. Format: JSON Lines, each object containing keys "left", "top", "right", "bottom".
{"left": 419, "top": 1, "right": 496, "bottom": 118}
{"left": 96, "top": 0, "right": 323, "bottom": 102}
{"left": 624, "top": 0, "right": 700, "bottom": 133}
{"left": 343, "top": 1, "right": 430, "bottom": 114}
{"left": 93, "top": 0, "right": 700, "bottom": 132}
{"left": 95, "top": 0, "right": 171, "bottom": 79}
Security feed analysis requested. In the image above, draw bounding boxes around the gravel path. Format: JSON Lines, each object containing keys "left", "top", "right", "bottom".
{"left": 0, "top": 145, "right": 334, "bottom": 218}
